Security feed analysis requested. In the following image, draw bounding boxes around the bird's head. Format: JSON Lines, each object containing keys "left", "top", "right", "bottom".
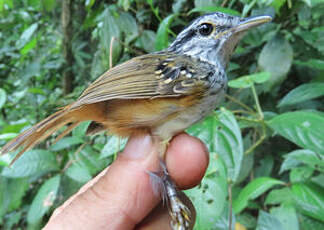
{"left": 168, "top": 12, "right": 272, "bottom": 68}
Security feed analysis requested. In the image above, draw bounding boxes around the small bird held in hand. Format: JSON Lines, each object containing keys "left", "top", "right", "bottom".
{"left": 1, "top": 12, "right": 271, "bottom": 229}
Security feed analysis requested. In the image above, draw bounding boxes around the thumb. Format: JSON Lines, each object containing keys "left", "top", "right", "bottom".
{"left": 45, "top": 134, "right": 161, "bottom": 230}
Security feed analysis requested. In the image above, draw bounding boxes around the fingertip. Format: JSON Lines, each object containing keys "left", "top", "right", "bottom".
{"left": 165, "top": 133, "right": 209, "bottom": 189}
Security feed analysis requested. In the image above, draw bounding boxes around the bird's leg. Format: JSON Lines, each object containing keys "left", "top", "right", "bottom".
{"left": 148, "top": 139, "right": 192, "bottom": 230}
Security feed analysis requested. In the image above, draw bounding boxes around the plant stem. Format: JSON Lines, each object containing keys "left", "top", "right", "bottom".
{"left": 225, "top": 94, "right": 255, "bottom": 113}
{"left": 251, "top": 84, "right": 263, "bottom": 119}
{"left": 244, "top": 122, "right": 266, "bottom": 155}
{"left": 228, "top": 183, "right": 233, "bottom": 230}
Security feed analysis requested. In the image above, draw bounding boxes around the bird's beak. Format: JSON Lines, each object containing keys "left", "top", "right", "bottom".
{"left": 235, "top": 15, "right": 272, "bottom": 33}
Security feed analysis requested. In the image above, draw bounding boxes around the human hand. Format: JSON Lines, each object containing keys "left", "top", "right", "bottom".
{"left": 44, "top": 133, "right": 209, "bottom": 230}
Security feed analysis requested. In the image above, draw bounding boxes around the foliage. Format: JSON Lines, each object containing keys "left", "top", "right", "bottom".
{"left": 1, "top": 0, "right": 324, "bottom": 229}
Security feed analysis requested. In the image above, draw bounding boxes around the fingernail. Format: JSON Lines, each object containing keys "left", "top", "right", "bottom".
{"left": 122, "top": 134, "right": 153, "bottom": 159}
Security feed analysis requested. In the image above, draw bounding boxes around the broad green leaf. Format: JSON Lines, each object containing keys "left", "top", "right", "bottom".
{"left": 117, "top": 12, "right": 138, "bottom": 44}
{"left": 270, "top": 203, "right": 299, "bottom": 230}
{"left": 188, "top": 108, "right": 243, "bottom": 182}
{"left": 186, "top": 156, "right": 228, "bottom": 229}
{"left": 0, "top": 133, "right": 16, "bottom": 140}
{"left": 0, "top": 88, "right": 6, "bottom": 109}
{"left": 268, "top": 0, "right": 287, "bottom": 13}
{"left": 0, "top": 177, "right": 8, "bottom": 222}
{"left": 101, "top": 7, "right": 121, "bottom": 66}
{"left": 213, "top": 204, "right": 236, "bottom": 230}
{"left": 77, "top": 145, "right": 109, "bottom": 175}
{"left": 289, "top": 166, "right": 314, "bottom": 183}
{"left": 294, "top": 59, "right": 324, "bottom": 70}
{"left": 72, "top": 121, "right": 91, "bottom": 138}
{"left": 265, "top": 187, "right": 293, "bottom": 205}
{"left": 2, "top": 150, "right": 59, "bottom": 178}
{"left": 65, "top": 164, "right": 92, "bottom": 183}
{"left": 189, "top": 6, "right": 241, "bottom": 16}
{"left": 256, "top": 211, "right": 284, "bottom": 230}
{"left": 299, "top": 213, "right": 324, "bottom": 230}
{"left": 267, "top": 111, "right": 324, "bottom": 155}
{"left": 100, "top": 136, "right": 127, "bottom": 158}
{"left": 42, "top": 0, "right": 56, "bottom": 11}
{"left": 228, "top": 72, "right": 271, "bottom": 88}
{"left": 278, "top": 83, "right": 324, "bottom": 107}
{"left": 213, "top": 108, "right": 244, "bottom": 182}
{"left": 233, "top": 177, "right": 284, "bottom": 213}
{"left": 27, "top": 175, "right": 61, "bottom": 224}
{"left": 7, "top": 178, "right": 29, "bottom": 212}
{"left": 136, "top": 30, "right": 156, "bottom": 53}
{"left": 258, "top": 36, "right": 293, "bottom": 91}
{"left": 280, "top": 149, "right": 324, "bottom": 173}
{"left": 291, "top": 182, "right": 324, "bottom": 222}
{"left": 16, "top": 23, "right": 38, "bottom": 49}
{"left": 236, "top": 213, "right": 257, "bottom": 229}
{"left": 20, "top": 36, "right": 37, "bottom": 55}
{"left": 50, "top": 136, "right": 83, "bottom": 151}
{"left": 155, "top": 14, "right": 175, "bottom": 51}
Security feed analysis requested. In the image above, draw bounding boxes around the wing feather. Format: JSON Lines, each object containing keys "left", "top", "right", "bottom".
{"left": 72, "top": 53, "right": 213, "bottom": 108}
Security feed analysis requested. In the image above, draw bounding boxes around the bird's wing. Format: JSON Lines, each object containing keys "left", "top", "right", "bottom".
{"left": 71, "top": 53, "right": 214, "bottom": 109}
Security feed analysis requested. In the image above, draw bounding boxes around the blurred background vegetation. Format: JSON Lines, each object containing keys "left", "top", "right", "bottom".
{"left": 0, "top": 0, "right": 324, "bottom": 229}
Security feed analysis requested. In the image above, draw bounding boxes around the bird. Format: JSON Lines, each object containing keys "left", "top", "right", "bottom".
{"left": 1, "top": 12, "right": 271, "bottom": 229}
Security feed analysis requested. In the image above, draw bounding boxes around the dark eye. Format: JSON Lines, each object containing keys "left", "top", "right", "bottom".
{"left": 198, "top": 23, "right": 213, "bottom": 36}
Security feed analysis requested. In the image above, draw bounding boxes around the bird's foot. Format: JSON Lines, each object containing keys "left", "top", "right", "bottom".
{"left": 148, "top": 161, "right": 192, "bottom": 230}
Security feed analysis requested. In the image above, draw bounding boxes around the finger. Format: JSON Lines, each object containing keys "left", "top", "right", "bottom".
{"left": 44, "top": 132, "right": 208, "bottom": 230}
{"left": 166, "top": 133, "right": 209, "bottom": 189}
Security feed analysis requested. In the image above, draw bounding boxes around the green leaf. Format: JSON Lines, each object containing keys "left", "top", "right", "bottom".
{"left": 16, "top": 23, "right": 38, "bottom": 49}
{"left": 0, "top": 88, "right": 6, "bottom": 109}
{"left": 155, "top": 14, "right": 175, "bottom": 51}
{"left": 20, "top": 36, "right": 37, "bottom": 55}
{"left": 294, "top": 59, "right": 324, "bottom": 70}
{"left": 117, "top": 12, "right": 138, "bottom": 44}
{"left": 65, "top": 164, "right": 92, "bottom": 183}
{"left": 267, "top": 111, "right": 324, "bottom": 155}
{"left": 0, "top": 177, "right": 9, "bottom": 221}
{"left": 7, "top": 178, "right": 29, "bottom": 211}
{"left": 228, "top": 72, "right": 271, "bottom": 88}
{"left": 0, "top": 133, "right": 17, "bottom": 140}
{"left": 27, "top": 175, "right": 61, "bottom": 225}
{"left": 50, "top": 136, "right": 83, "bottom": 151}
{"left": 233, "top": 177, "right": 284, "bottom": 213}
{"left": 290, "top": 166, "right": 314, "bottom": 183}
{"left": 278, "top": 83, "right": 324, "bottom": 107}
{"left": 101, "top": 7, "right": 121, "bottom": 66}
{"left": 2, "top": 150, "right": 59, "bottom": 178}
{"left": 258, "top": 35, "right": 293, "bottom": 91}
{"left": 270, "top": 203, "right": 299, "bottom": 230}
{"left": 265, "top": 187, "right": 293, "bottom": 205}
{"left": 72, "top": 121, "right": 91, "bottom": 138}
{"left": 299, "top": 213, "right": 324, "bottom": 230}
{"left": 256, "top": 211, "right": 284, "bottom": 230}
{"left": 136, "top": 30, "right": 156, "bottom": 53}
{"left": 100, "top": 136, "right": 127, "bottom": 159}
{"left": 189, "top": 6, "right": 241, "bottom": 16}
{"left": 42, "top": 0, "right": 56, "bottom": 11}
{"left": 188, "top": 108, "right": 243, "bottom": 182}
{"left": 280, "top": 149, "right": 324, "bottom": 173}
{"left": 291, "top": 182, "right": 324, "bottom": 222}
{"left": 186, "top": 155, "right": 228, "bottom": 229}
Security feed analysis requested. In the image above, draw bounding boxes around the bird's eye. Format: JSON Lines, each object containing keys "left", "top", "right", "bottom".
{"left": 198, "top": 23, "right": 213, "bottom": 36}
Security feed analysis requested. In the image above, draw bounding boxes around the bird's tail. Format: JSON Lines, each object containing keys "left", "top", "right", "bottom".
{"left": 1, "top": 106, "right": 81, "bottom": 164}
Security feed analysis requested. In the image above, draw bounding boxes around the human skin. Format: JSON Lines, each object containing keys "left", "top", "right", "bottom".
{"left": 44, "top": 132, "right": 209, "bottom": 230}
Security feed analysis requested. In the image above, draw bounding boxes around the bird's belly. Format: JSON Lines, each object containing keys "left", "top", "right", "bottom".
{"left": 153, "top": 89, "right": 225, "bottom": 140}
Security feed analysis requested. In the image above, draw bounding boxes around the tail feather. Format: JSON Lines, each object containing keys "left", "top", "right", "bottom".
{"left": 1, "top": 108, "right": 80, "bottom": 165}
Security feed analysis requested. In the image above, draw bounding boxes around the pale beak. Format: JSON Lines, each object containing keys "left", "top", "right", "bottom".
{"left": 235, "top": 15, "right": 272, "bottom": 33}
